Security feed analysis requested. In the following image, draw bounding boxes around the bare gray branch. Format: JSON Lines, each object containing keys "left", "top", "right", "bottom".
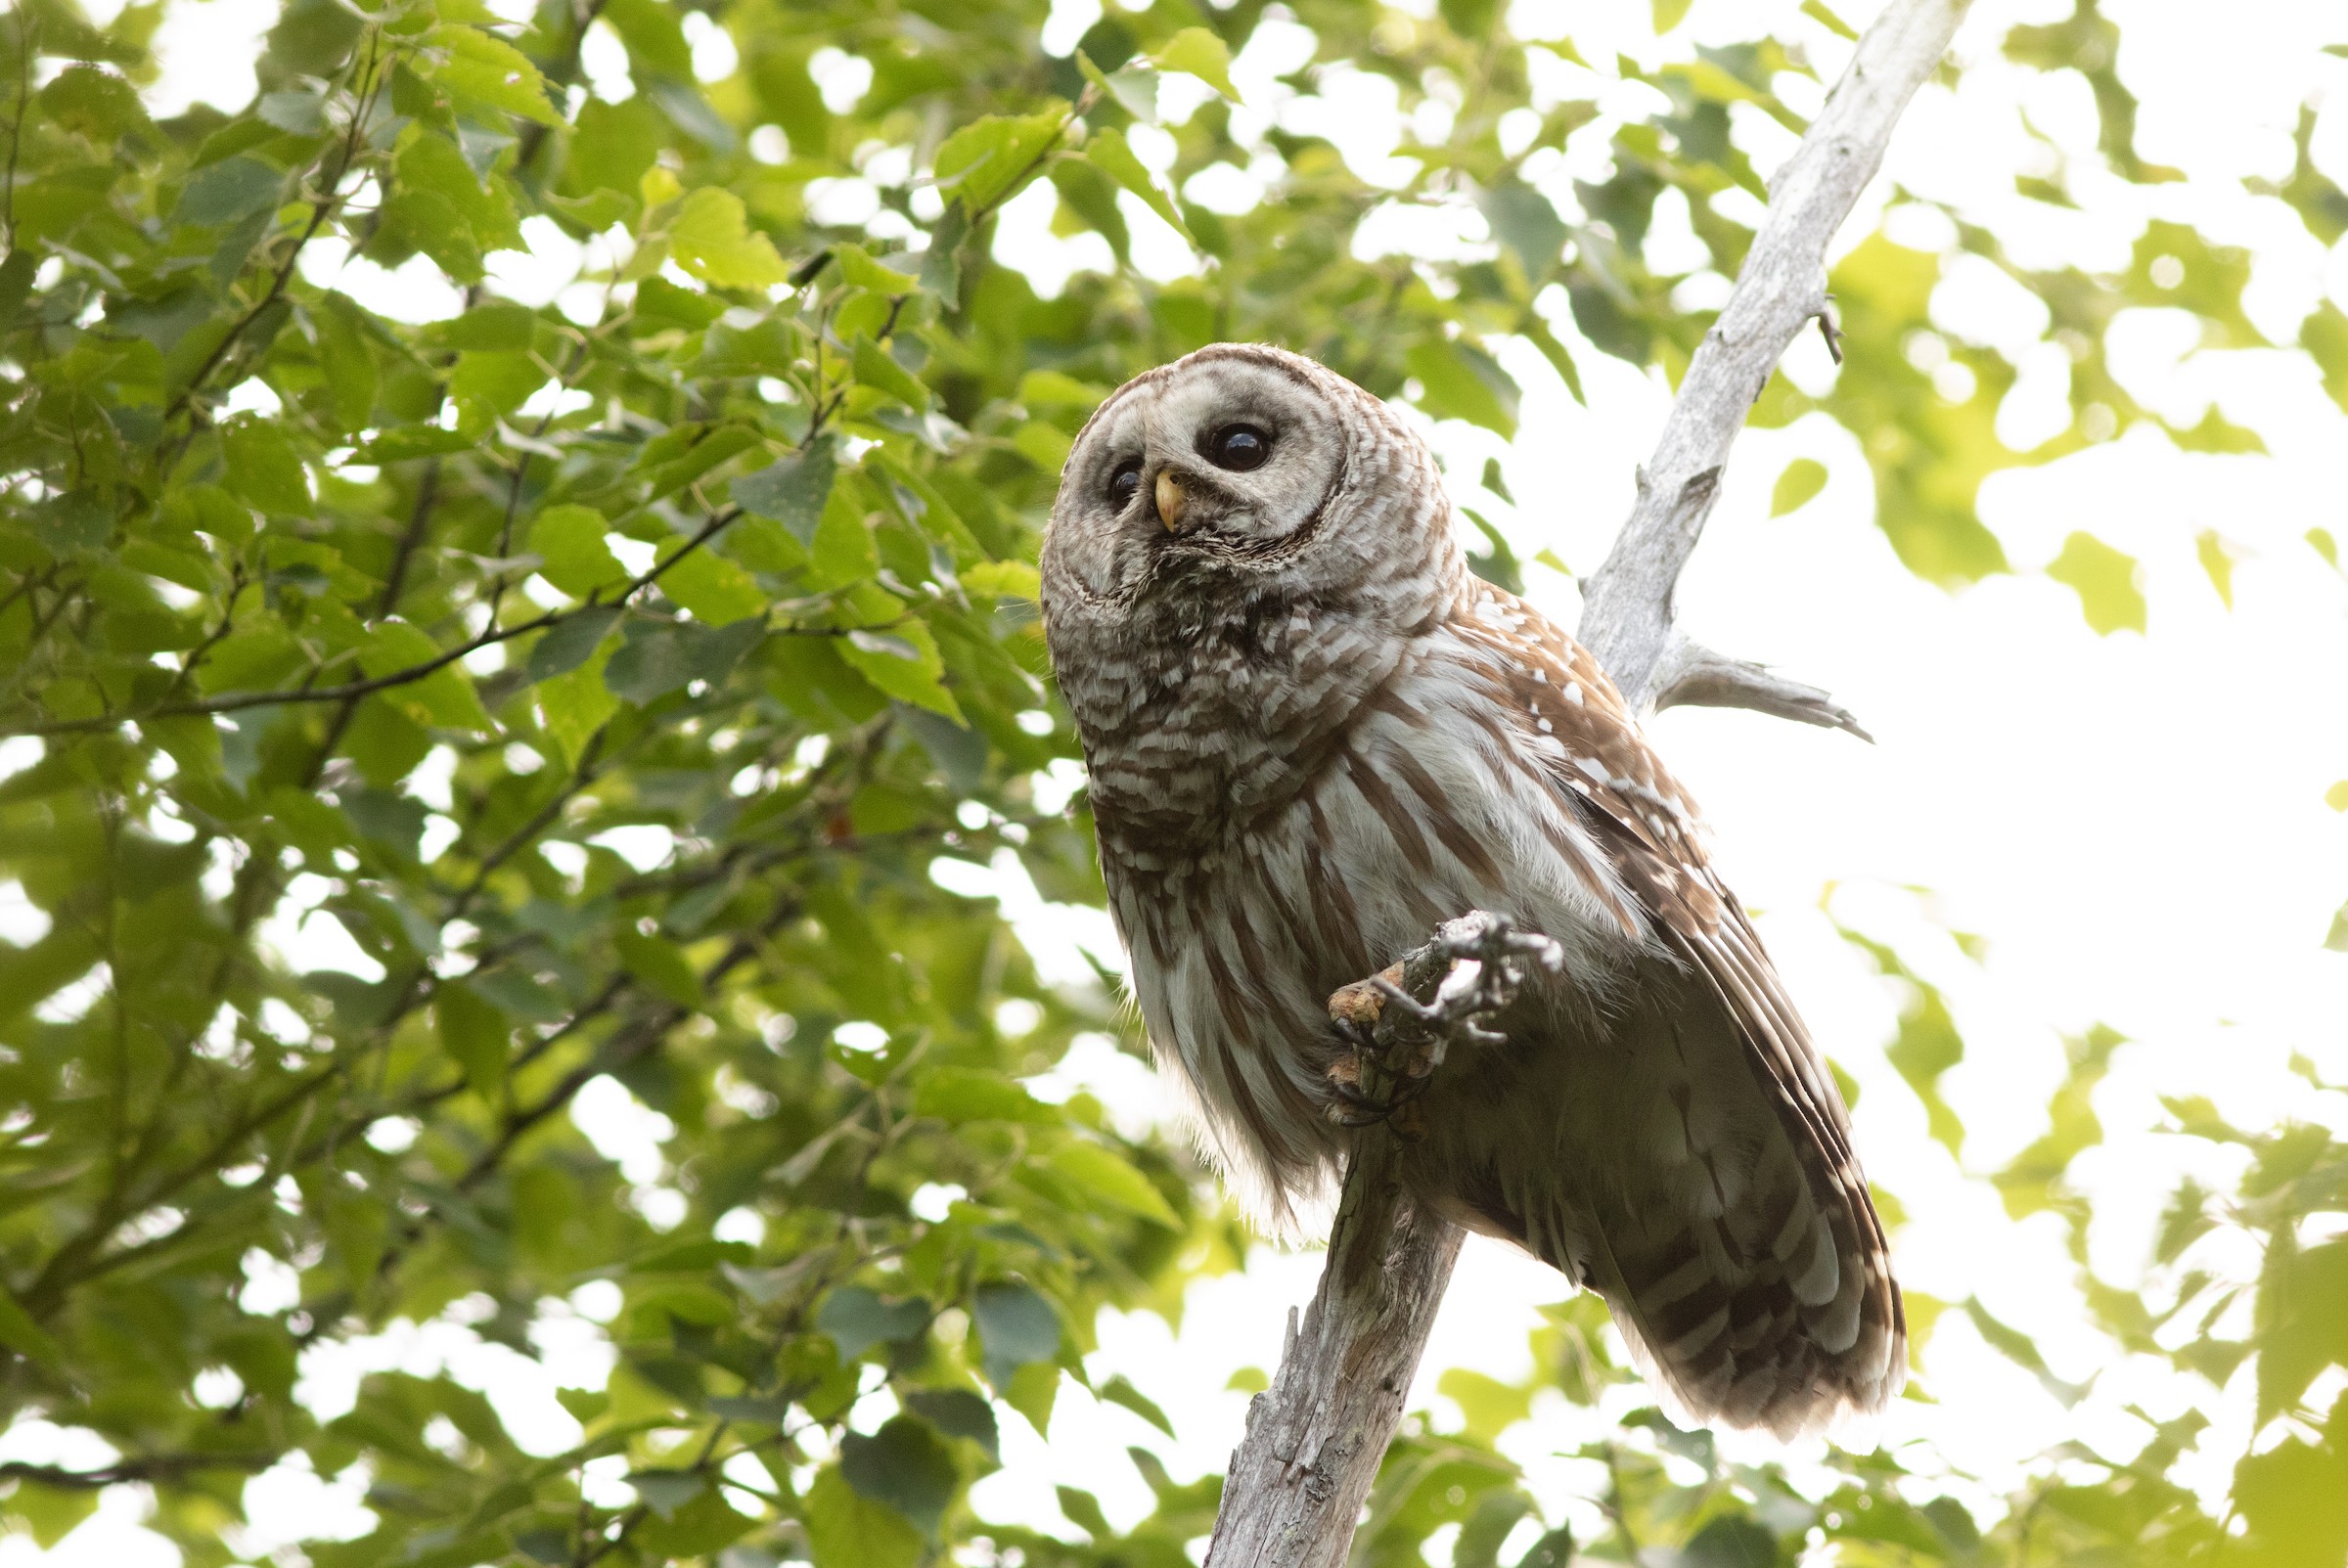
{"left": 1576, "top": 0, "right": 1972, "bottom": 712}
{"left": 1651, "top": 638, "right": 1874, "bottom": 741}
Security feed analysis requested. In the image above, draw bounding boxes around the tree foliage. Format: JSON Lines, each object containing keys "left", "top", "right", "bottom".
{"left": 0, "top": 0, "right": 2342, "bottom": 1562}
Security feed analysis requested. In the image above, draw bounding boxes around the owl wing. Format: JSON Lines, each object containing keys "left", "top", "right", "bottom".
{"left": 1447, "top": 585, "right": 1905, "bottom": 1436}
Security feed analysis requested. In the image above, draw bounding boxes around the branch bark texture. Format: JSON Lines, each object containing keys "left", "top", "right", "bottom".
{"left": 1202, "top": 3, "right": 1968, "bottom": 1560}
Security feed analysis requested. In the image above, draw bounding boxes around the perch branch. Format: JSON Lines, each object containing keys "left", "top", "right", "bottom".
{"left": 1203, "top": 3, "right": 1967, "bottom": 1561}
{"left": 1203, "top": 917, "right": 1559, "bottom": 1568}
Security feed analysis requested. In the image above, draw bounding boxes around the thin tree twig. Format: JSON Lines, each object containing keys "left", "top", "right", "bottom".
{"left": 3, "top": 7, "right": 31, "bottom": 252}
{"left": 1201, "top": 4, "right": 1969, "bottom": 1562}
{"left": 4, "top": 503, "right": 748, "bottom": 738}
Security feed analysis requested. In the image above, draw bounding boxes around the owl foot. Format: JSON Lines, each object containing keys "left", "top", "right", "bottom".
{"left": 1319, "top": 913, "right": 1566, "bottom": 1135}
{"left": 1322, "top": 973, "right": 1437, "bottom": 1134}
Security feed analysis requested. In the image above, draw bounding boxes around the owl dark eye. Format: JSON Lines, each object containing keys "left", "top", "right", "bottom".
{"left": 1206, "top": 424, "right": 1271, "bottom": 471}
{"left": 1106, "top": 460, "right": 1143, "bottom": 508}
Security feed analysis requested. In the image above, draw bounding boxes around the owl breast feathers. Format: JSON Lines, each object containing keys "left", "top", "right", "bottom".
{"left": 1038, "top": 343, "right": 1903, "bottom": 1438}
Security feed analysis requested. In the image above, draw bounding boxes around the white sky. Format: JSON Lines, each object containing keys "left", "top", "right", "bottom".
{"left": 8, "top": 0, "right": 2348, "bottom": 1562}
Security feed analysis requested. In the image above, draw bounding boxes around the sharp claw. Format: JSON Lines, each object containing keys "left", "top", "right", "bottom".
{"left": 1321, "top": 912, "right": 1566, "bottom": 1128}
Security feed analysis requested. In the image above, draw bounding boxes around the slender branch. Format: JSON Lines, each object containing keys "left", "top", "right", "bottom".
{"left": 3, "top": 504, "right": 748, "bottom": 738}
{"left": 1651, "top": 636, "right": 1873, "bottom": 740}
{"left": 0, "top": 1454, "right": 279, "bottom": 1489}
{"left": 164, "top": 35, "right": 387, "bottom": 424}
{"left": 1575, "top": 0, "right": 1970, "bottom": 713}
{"left": 1203, "top": 3, "right": 1968, "bottom": 1560}
{"left": 3, "top": 8, "right": 30, "bottom": 252}
{"left": 376, "top": 460, "right": 443, "bottom": 618}
{"left": 514, "top": 0, "right": 614, "bottom": 178}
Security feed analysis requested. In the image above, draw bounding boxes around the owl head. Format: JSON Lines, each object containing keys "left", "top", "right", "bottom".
{"left": 1039, "top": 343, "right": 1463, "bottom": 626}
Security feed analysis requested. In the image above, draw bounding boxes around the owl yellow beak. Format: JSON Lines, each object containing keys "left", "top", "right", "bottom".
{"left": 1154, "top": 470, "right": 1188, "bottom": 533}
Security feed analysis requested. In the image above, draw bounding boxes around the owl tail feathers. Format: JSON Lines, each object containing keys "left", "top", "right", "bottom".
{"left": 1572, "top": 1198, "right": 1907, "bottom": 1443}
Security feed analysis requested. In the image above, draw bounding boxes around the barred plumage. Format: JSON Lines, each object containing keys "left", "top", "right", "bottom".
{"left": 1038, "top": 343, "right": 1903, "bottom": 1437}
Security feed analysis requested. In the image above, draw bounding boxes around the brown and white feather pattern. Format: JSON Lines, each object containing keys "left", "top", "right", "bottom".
{"left": 1039, "top": 342, "right": 1903, "bottom": 1437}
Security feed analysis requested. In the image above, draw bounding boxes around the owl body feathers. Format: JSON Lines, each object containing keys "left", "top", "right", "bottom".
{"left": 1040, "top": 344, "right": 1903, "bottom": 1437}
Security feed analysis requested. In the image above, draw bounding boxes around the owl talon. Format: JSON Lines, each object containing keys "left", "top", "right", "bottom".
{"left": 1322, "top": 1003, "right": 1437, "bottom": 1129}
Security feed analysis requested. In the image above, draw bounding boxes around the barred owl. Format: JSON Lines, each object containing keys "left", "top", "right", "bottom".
{"left": 1037, "top": 343, "right": 1903, "bottom": 1438}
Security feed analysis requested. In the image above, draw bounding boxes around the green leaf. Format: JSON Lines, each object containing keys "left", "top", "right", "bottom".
{"left": 634, "top": 1485, "right": 757, "bottom": 1556}
{"left": 1514, "top": 1528, "right": 1577, "bottom": 1568}
{"left": 435, "top": 983, "right": 509, "bottom": 1098}
{"left": 1993, "top": 1025, "right": 2123, "bottom": 1221}
{"left": 359, "top": 620, "right": 495, "bottom": 733}
{"left": 1152, "top": 27, "right": 1238, "bottom": 97}
{"left": 176, "top": 156, "right": 286, "bottom": 226}
{"left": 529, "top": 506, "right": 628, "bottom": 599}
{"left": 903, "top": 1389, "right": 999, "bottom": 1459}
{"left": 384, "top": 127, "right": 522, "bottom": 280}
{"left": 851, "top": 335, "right": 930, "bottom": 410}
{"left": 670, "top": 187, "right": 790, "bottom": 290}
{"left": 840, "top": 1416, "right": 960, "bottom": 1539}
{"left": 961, "top": 560, "right": 1040, "bottom": 600}
{"left": 1075, "top": 49, "right": 1159, "bottom": 121}
{"left": 429, "top": 25, "right": 560, "bottom": 125}
{"left": 527, "top": 607, "right": 624, "bottom": 682}
{"left": 819, "top": 1286, "right": 929, "bottom": 1359}
{"left": 2046, "top": 531, "right": 2146, "bottom": 636}
{"left": 1097, "top": 1374, "right": 1174, "bottom": 1437}
{"left": 656, "top": 546, "right": 764, "bottom": 626}
{"left": 835, "top": 243, "right": 920, "bottom": 293}
{"left": 6, "top": 1482, "right": 97, "bottom": 1548}
{"left": 0, "top": 1286, "right": 64, "bottom": 1369}
{"left": 1801, "top": 0, "right": 1858, "bottom": 39}
{"left": 1838, "top": 921, "right": 1966, "bottom": 1155}
{"left": 1680, "top": 1515, "right": 1774, "bottom": 1567}
{"left": 913, "top": 1067, "right": 1053, "bottom": 1124}
{"left": 603, "top": 0, "right": 693, "bottom": 77}
{"left": 934, "top": 108, "right": 1069, "bottom": 214}
{"left": 1477, "top": 178, "right": 1566, "bottom": 277}
{"left": 1004, "top": 1360, "right": 1060, "bottom": 1434}
{"left": 1039, "top": 1141, "right": 1180, "bottom": 1228}
{"left": 2301, "top": 300, "right": 2348, "bottom": 416}
{"left": 1771, "top": 457, "right": 1828, "bottom": 516}
{"left": 734, "top": 437, "right": 839, "bottom": 546}
{"left": 615, "top": 928, "right": 700, "bottom": 1006}
{"left": 1406, "top": 338, "right": 1518, "bottom": 435}
{"left": 971, "top": 1281, "right": 1061, "bottom": 1389}
{"left": 1058, "top": 1484, "right": 1112, "bottom": 1540}
{"left": 219, "top": 417, "right": 312, "bottom": 515}
{"left": 838, "top": 617, "right": 964, "bottom": 723}
{"left": 805, "top": 1465, "right": 922, "bottom": 1568}
{"left": 449, "top": 348, "right": 545, "bottom": 434}
{"left": 566, "top": 95, "right": 667, "bottom": 197}
{"left": 40, "top": 63, "right": 154, "bottom": 143}
{"left": 537, "top": 641, "right": 618, "bottom": 764}
{"left": 1961, "top": 1296, "right": 2091, "bottom": 1406}
{"left": 1438, "top": 1367, "right": 1531, "bottom": 1445}
{"left": 2195, "top": 528, "right": 2241, "bottom": 608}
{"left": 1084, "top": 128, "right": 1191, "bottom": 240}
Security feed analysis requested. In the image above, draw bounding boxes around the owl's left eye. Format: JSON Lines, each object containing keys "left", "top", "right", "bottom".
{"left": 1206, "top": 425, "right": 1271, "bottom": 471}
{"left": 1106, "top": 460, "right": 1143, "bottom": 508}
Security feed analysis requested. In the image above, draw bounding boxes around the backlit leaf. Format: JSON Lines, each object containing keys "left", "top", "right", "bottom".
{"left": 670, "top": 187, "right": 790, "bottom": 290}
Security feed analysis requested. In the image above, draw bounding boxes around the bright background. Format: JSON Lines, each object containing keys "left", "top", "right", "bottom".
{"left": 7, "top": 0, "right": 2346, "bottom": 1560}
